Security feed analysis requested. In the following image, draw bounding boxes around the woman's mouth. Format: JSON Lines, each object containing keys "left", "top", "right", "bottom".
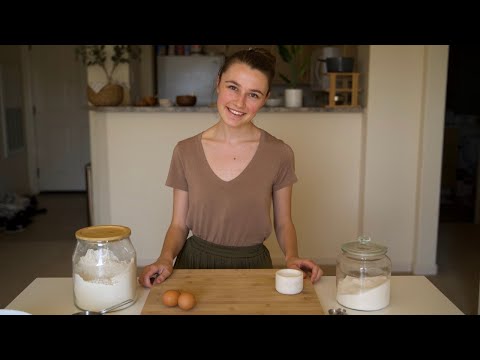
{"left": 227, "top": 107, "right": 245, "bottom": 117}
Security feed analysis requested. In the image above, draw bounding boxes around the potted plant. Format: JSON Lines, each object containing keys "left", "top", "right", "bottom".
{"left": 76, "top": 45, "right": 141, "bottom": 106}
{"left": 277, "top": 45, "right": 309, "bottom": 107}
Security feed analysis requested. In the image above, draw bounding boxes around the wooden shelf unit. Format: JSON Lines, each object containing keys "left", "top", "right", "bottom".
{"left": 325, "top": 72, "right": 360, "bottom": 108}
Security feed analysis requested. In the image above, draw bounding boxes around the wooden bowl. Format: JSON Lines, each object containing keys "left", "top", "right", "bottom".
{"left": 176, "top": 95, "right": 197, "bottom": 106}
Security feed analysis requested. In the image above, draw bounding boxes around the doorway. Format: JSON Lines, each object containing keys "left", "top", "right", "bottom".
{"left": 432, "top": 45, "right": 480, "bottom": 314}
{"left": 28, "top": 45, "right": 90, "bottom": 191}
{"left": 440, "top": 46, "right": 480, "bottom": 223}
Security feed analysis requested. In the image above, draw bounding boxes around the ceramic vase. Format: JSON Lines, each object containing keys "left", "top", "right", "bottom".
{"left": 284, "top": 88, "right": 303, "bottom": 108}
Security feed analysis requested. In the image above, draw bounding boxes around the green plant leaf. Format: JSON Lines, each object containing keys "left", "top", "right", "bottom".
{"left": 277, "top": 44, "right": 309, "bottom": 88}
{"left": 277, "top": 45, "right": 292, "bottom": 63}
{"left": 75, "top": 45, "right": 141, "bottom": 83}
{"left": 279, "top": 73, "right": 291, "bottom": 85}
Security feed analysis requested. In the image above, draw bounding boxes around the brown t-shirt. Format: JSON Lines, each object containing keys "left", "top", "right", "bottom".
{"left": 165, "top": 129, "right": 298, "bottom": 246}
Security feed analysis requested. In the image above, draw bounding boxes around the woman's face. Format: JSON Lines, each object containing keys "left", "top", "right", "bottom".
{"left": 216, "top": 62, "right": 269, "bottom": 128}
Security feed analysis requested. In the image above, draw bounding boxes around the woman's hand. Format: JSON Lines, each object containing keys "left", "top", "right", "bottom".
{"left": 286, "top": 257, "right": 323, "bottom": 284}
{"left": 138, "top": 259, "right": 173, "bottom": 288}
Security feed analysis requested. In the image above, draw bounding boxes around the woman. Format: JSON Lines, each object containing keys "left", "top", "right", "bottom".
{"left": 139, "top": 48, "right": 323, "bottom": 288}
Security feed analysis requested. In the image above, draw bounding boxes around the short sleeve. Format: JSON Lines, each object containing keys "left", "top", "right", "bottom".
{"left": 165, "top": 143, "right": 188, "bottom": 191}
{"left": 273, "top": 143, "right": 298, "bottom": 191}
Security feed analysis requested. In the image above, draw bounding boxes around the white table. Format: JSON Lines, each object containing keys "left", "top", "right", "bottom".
{"left": 5, "top": 278, "right": 149, "bottom": 315}
{"left": 5, "top": 276, "right": 463, "bottom": 315}
{"left": 315, "top": 276, "right": 463, "bottom": 315}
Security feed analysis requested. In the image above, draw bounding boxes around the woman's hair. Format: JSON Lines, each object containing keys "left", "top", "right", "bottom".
{"left": 218, "top": 48, "right": 276, "bottom": 94}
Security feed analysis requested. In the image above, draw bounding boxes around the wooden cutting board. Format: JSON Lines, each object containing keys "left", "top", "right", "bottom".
{"left": 141, "top": 269, "right": 324, "bottom": 315}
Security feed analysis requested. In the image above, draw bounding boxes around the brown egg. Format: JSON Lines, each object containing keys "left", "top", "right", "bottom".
{"left": 178, "top": 291, "right": 196, "bottom": 311}
{"left": 162, "top": 290, "right": 181, "bottom": 307}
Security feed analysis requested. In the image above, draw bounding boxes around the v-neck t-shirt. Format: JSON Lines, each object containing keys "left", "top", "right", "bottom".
{"left": 165, "top": 129, "right": 298, "bottom": 247}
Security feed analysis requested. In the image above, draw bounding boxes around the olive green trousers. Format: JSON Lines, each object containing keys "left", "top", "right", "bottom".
{"left": 174, "top": 235, "right": 273, "bottom": 269}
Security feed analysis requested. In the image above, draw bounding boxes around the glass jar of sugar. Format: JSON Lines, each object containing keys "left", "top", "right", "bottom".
{"left": 336, "top": 236, "right": 392, "bottom": 311}
{"left": 72, "top": 225, "right": 137, "bottom": 312}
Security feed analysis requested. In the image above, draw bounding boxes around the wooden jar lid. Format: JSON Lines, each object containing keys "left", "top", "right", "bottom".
{"left": 75, "top": 225, "right": 131, "bottom": 242}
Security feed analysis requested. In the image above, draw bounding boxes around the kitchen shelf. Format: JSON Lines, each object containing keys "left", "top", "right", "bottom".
{"left": 324, "top": 72, "right": 360, "bottom": 108}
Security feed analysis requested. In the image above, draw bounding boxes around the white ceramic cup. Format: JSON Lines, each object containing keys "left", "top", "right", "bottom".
{"left": 275, "top": 269, "right": 304, "bottom": 295}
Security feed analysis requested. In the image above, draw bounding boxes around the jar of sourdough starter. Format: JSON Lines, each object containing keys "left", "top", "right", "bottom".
{"left": 336, "top": 236, "right": 392, "bottom": 311}
{"left": 72, "top": 225, "right": 137, "bottom": 312}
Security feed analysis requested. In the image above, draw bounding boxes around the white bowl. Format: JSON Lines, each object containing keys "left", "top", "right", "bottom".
{"left": 158, "top": 98, "right": 173, "bottom": 107}
{"left": 0, "top": 309, "right": 31, "bottom": 315}
{"left": 266, "top": 98, "right": 282, "bottom": 107}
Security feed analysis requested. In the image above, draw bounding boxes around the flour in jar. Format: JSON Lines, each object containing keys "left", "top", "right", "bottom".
{"left": 73, "top": 248, "right": 136, "bottom": 312}
{"left": 336, "top": 275, "right": 390, "bottom": 311}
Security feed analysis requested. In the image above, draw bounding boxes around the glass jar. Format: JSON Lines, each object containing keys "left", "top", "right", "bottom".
{"left": 72, "top": 225, "right": 137, "bottom": 312}
{"left": 336, "top": 236, "right": 392, "bottom": 311}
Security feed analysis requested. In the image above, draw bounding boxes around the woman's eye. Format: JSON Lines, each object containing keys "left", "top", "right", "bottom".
{"left": 249, "top": 93, "right": 259, "bottom": 99}
{"left": 228, "top": 85, "right": 237, "bottom": 91}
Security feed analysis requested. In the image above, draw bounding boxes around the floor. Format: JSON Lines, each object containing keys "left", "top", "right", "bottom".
{"left": 0, "top": 192, "right": 478, "bottom": 314}
{"left": 0, "top": 193, "right": 87, "bottom": 309}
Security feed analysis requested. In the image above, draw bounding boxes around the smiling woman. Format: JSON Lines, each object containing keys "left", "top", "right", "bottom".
{"left": 138, "top": 47, "right": 323, "bottom": 288}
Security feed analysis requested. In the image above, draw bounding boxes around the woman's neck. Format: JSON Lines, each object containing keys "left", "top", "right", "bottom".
{"left": 208, "top": 122, "right": 260, "bottom": 144}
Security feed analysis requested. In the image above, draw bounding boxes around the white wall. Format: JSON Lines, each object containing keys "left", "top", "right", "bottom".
{"left": 257, "top": 113, "right": 363, "bottom": 264}
{"left": 363, "top": 45, "right": 425, "bottom": 272}
{"left": 363, "top": 45, "right": 448, "bottom": 273}
{"left": 413, "top": 45, "right": 449, "bottom": 274}
{"left": 90, "top": 111, "right": 363, "bottom": 267}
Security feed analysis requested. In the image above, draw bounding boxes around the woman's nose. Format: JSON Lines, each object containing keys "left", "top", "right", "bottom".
{"left": 234, "top": 93, "right": 247, "bottom": 108}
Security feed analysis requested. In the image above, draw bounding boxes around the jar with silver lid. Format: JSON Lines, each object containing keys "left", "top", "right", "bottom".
{"left": 336, "top": 235, "right": 392, "bottom": 311}
{"left": 72, "top": 225, "right": 137, "bottom": 312}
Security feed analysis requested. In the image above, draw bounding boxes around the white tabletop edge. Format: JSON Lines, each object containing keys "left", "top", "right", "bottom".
{"left": 4, "top": 275, "right": 463, "bottom": 315}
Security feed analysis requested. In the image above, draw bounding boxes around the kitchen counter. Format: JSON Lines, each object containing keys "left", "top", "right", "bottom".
{"left": 89, "top": 106, "right": 363, "bottom": 113}
{"left": 89, "top": 110, "right": 364, "bottom": 267}
{"left": 5, "top": 275, "right": 463, "bottom": 315}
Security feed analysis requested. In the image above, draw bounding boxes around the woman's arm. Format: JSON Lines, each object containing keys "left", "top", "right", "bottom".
{"left": 273, "top": 185, "right": 298, "bottom": 260}
{"left": 139, "top": 188, "right": 189, "bottom": 287}
{"left": 273, "top": 185, "right": 323, "bottom": 283}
